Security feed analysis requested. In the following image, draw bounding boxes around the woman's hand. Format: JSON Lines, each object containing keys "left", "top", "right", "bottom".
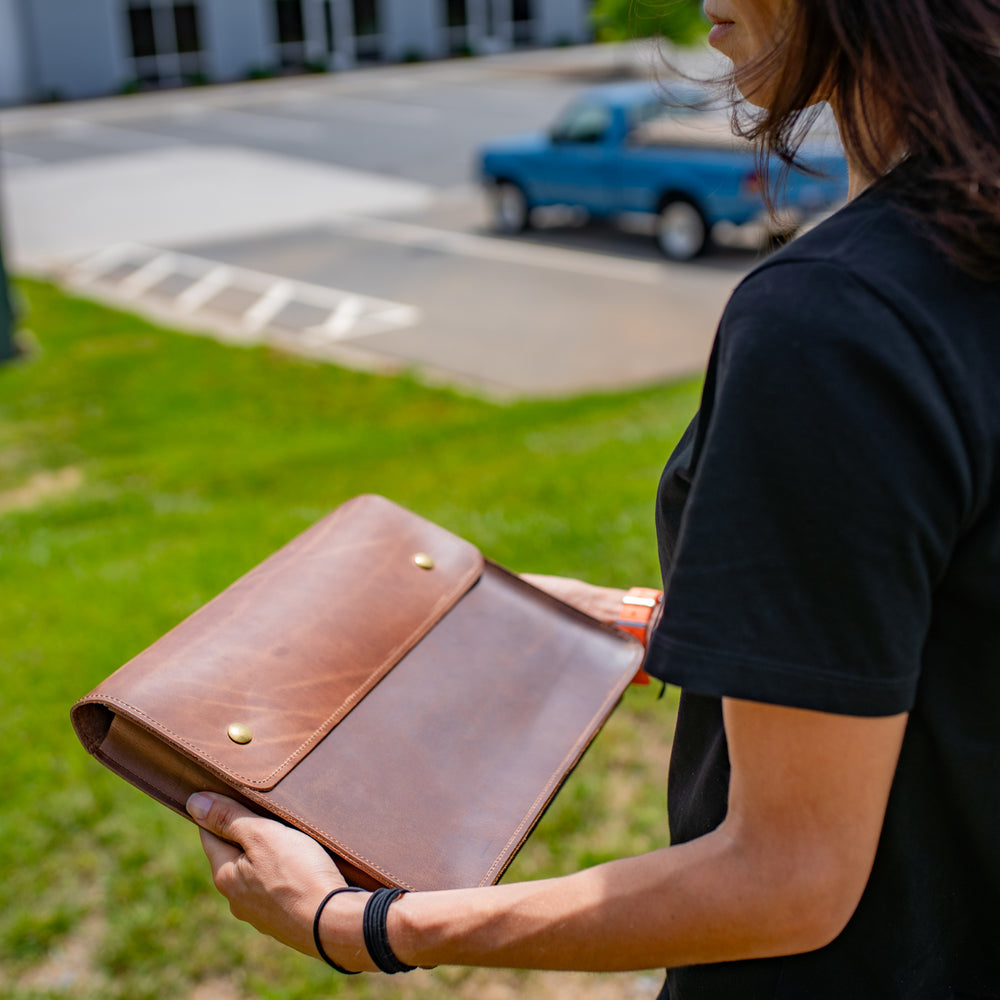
{"left": 186, "top": 792, "right": 365, "bottom": 964}
{"left": 519, "top": 574, "right": 627, "bottom": 624}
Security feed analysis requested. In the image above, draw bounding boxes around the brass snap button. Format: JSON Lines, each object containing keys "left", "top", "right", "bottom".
{"left": 227, "top": 722, "right": 253, "bottom": 745}
{"left": 413, "top": 552, "right": 435, "bottom": 570}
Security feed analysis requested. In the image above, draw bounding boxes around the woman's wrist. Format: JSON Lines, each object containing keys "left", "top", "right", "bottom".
{"left": 364, "top": 889, "right": 421, "bottom": 973}
{"left": 384, "top": 888, "right": 460, "bottom": 970}
{"left": 318, "top": 888, "right": 373, "bottom": 973}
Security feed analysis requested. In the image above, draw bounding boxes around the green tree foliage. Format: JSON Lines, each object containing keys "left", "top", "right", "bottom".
{"left": 591, "top": 0, "right": 707, "bottom": 45}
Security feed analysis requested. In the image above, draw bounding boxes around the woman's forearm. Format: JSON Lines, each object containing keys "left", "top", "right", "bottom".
{"left": 193, "top": 705, "right": 903, "bottom": 977}
{"left": 320, "top": 703, "right": 908, "bottom": 974}
{"left": 324, "top": 826, "right": 840, "bottom": 974}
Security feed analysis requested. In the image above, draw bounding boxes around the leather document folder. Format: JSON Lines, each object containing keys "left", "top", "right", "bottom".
{"left": 72, "top": 494, "right": 643, "bottom": 891}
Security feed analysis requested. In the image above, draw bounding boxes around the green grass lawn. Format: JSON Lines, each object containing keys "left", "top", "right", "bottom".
{"left": 0, "top": 279, "right": 700, "bottom": 1000}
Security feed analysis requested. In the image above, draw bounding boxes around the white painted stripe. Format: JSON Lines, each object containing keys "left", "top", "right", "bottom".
{"left": 321, "top": 295, "right": 365, "bottom": 337}
{"left": 65, "top": 243, "right": 421, "bottom": 341}
{"left": 323, "top": 215, "right": 666, "bottom": 285}
{"left": 242, "top": 280, "right": 296, "bottom": 332}
{"left": 68, "top": 242, "right": 153, "bottom": 283}
{"left": 174, "top": 265, "right": 235, "bottom": 312}
{"left": 319, "top": 96, "right": 443, "bottom": 127}
{"left": 52, "top": 118, "right": 181, "bottom": 150}
{"left": 118, "top": 252, "right": 178, "bottom": 296}
{"left": 211, "top": 110, "right": 319, "bottom": 144}
{"left": 353, "top": 304, "right": 421, "bottom": 333}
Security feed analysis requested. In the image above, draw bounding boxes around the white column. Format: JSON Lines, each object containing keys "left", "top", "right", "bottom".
{"left": 303, "top": 0, "right": 328, "bottom": 64}
{"left": 383, "top": 0, "right": 442, "bottom": 61}
{"left": 490, "top": 0, "right": 513, "bottom": 47}
{"left": 330, "top": 0, "right": 355, "bottom": 67}
{"left": 536, "top": 0, "right": 589, "bottom": 46}
{"left": 27, "top": 0, "right": 126, "bottom": 101}
{"left": 202, "top": 0, "right": 270, "bottom": 84}
{"left": 466, "top": 0, "right": 486, "bottom": 50}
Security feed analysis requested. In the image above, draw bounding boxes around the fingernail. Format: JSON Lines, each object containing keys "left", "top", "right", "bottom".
{"left": 187, "top": 792, "right": 212, "bottom": 819}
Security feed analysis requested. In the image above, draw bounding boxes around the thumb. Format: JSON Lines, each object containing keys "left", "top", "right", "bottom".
{"left": 187, "top": 792, "right": 254, "bottom": 885}
{"left": 187, "top": 791, "right": 255, "bottom": 841}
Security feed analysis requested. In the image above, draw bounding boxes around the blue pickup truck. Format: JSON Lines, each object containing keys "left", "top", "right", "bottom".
{"left": 478, "top": 81, "right": 848, "bottom": 260}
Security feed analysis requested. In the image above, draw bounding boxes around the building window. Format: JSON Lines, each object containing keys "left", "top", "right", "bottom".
{"left": 274, "top": 0, "right": 307, "bottom": 66}
{"left": 352, "top": 0, "right": 382, "bottom": 61}
{"left": 128, "top": 6, "right": 157, "bottom": 58}
{"left": 444, "top": 0, "right": 471, "bottom": 53}
{"left": 512, "top": 0, "right": 534, "bottom": 45}
{"left": 125, "top": 1, "right": 204, "bottom": 87}
{"left": 352, "top": 0, "right": 379, "bottom": 35}
{"left": 323, "top": 0, "right": 336, "bottom": 53}
{"left": 173, "top": 3, "right": 200, "bottom": 52}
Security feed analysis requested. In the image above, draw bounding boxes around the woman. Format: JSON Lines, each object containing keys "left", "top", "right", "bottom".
{"left": 186, "top": 2, "right": 1000, "bottom": 995}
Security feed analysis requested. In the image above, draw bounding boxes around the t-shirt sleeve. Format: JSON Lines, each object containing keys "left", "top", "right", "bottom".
{"left": 645, "top": 260, "right": 970, "bottom": 716}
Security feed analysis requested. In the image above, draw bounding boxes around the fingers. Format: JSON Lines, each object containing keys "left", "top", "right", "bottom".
{"left": 198, "top": 824, "right": 242, "bottom": 872}
{"left": 520, "top": 575, "right": 626, "bottom": 622}
{"left": 187, "top": 792, "right": 254, "bottom": 888}
{"left": 188, "top": 792, "right": 260, "bottom": 873}
{"left": 186, "top": 790, "right": 352, "bottom": 957}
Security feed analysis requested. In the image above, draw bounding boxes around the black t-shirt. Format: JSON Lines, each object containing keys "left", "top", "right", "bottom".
{"left": 644, "top": 188, "right": 1000, "bottom": 999}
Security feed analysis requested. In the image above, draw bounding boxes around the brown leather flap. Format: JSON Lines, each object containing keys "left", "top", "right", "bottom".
{"left": 72, "top": 495, "right": 483, "bottom": 790}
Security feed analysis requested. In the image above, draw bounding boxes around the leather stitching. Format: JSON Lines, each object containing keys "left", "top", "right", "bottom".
{"left": 88, "top": 560, "right": 482, "bottom": 790}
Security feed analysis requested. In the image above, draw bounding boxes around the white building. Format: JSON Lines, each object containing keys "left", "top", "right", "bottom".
{"left": 0, "top": 0, "right": 596, "bottom": 106}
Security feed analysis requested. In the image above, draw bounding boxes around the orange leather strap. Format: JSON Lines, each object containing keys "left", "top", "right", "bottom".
{"left": 616, "top": 587, "right": 663, "bottom": 685}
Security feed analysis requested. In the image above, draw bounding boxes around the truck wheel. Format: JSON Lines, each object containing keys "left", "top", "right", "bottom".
{"left": 655, "top": 198, "right": 709, "bottom": 261}
{"left": 490, "top": 181, "right": 530, "bottom": 234}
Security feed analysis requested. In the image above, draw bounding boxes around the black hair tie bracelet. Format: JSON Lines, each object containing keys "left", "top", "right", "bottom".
{"left": 363, "top": 887, "right": 417, "bottom": 974}
{"left": 313, "top": 886, "right": 366, "bottom": 974}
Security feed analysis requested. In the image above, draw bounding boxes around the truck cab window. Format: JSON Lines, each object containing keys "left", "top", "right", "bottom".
{"left": 550, "top": 104, "right": 611, "bottom": 144}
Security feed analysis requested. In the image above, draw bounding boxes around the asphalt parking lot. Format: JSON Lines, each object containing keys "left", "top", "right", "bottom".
{"left": 1, "top": 44, "right": 756, "bottom": 397}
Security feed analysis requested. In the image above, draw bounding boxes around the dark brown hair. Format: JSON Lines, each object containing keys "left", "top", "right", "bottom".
{"left": 739, "top": 0, "right": 1000, "bottom": 280}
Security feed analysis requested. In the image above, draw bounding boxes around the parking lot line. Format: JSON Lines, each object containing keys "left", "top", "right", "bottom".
{"left": 175, "top": 265, "right": 236, "bottom": 312}
{"left": 323, "top": 214, "right": 667, "bottom": 285}
{"left": 318, "top": 296, "right": 365, "bottom": 337}
{"left": 118, "top": 252, "right": 179, "bottom": 297}
{"left": 51, "top": 118, "right": 183, "bottom": 151}
{"left": 242, "top": 280, "right": 296, "bottom": 332}
{"left": 62, "top": 243, "right": 422, "bottom": 352}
